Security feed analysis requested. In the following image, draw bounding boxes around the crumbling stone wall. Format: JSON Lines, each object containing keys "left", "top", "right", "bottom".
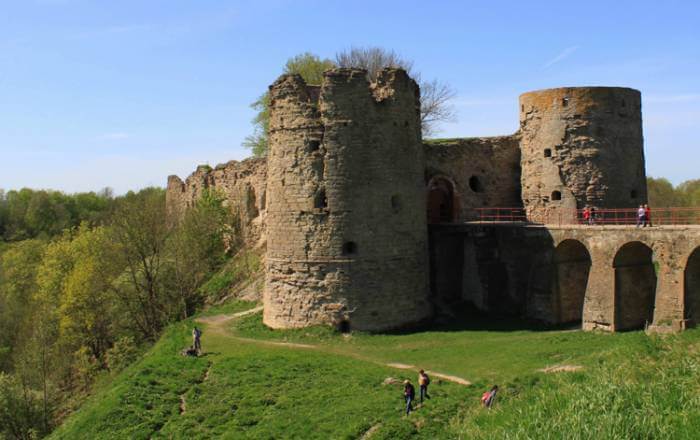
{"left": 263, "top": 68, "right": 431, "bottom": 331}
{"left": 166, "top": 158, "right": 267, "bottom": 245}
{"left": 519, "top": 87, "right": 646, "bottom": 222}
{"left": 424, "top": 136, "right": 522, "bottom": 222}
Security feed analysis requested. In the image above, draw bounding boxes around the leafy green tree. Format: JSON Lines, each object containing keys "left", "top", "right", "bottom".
{"left": 243, "top": 53, "right": 335, "bottom": 157}
{"left": 166, "top": 189, "right": 232, "bottom": 317}
{"left": 0, "top": 239, "right": 46, "bottom": 372}
{"left": 109, "top": 188, "right": 173, "bottom": 341}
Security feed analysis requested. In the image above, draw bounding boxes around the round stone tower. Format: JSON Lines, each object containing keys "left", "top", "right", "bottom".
{"left": 519, "top": 87, "right": 646, "bottom": 221}
{"left": 263, "top": 68, "right": 431, "bottom": 331}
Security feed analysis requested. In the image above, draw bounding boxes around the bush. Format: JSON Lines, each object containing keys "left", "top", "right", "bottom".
{"left": 0, "top": 372, "right": 46, "bottom": 439}
{"left": 106, "top": 337, "right": 139, "bottom": 374}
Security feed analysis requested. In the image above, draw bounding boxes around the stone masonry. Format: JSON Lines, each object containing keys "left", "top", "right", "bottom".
{"left": 519, "top": 87, "right": 646, "bottom": 221}
{"left": 166, "top": 74, "right": 700, "bottom": 333}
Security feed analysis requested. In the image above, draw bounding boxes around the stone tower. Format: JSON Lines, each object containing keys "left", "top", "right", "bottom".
{"left": 519, "top": 87, "right": 646, "bottom": 221}
{"left": 263, "top": 68, "right": 431, "bottom": 331}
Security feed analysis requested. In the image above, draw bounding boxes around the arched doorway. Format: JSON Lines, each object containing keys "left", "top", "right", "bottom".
{"left": 553, "top": 240, "right": 591, "bottom": 325}
{"left": 427, "top": 177, "right": 456, "bottom": 224}
{"left": 684, "top": 247, "right": 700, "bottom": 327}
{"left": 613, "top": 242, "right": 657, "bottom": 330}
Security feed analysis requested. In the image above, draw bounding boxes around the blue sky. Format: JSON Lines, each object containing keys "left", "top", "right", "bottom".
{"left": 1, "top": 0, "right": 698, "bottom": 193}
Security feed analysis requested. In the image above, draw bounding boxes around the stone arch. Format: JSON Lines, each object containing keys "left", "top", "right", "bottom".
{"left": 427, "top": 176, "right": 456, "bottom": 224}
{"left": 552, "top": 239, "right": 591, "bottom": 325}
{"left": 613, "top": 241, "right": 657, "bottom": 330}
{"left": 684, "top": 246, "right": 700, "bottom": 327}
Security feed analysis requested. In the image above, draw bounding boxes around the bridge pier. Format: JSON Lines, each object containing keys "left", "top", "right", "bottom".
{"left": 582, "top": 254, "right": 615, "bottom": 331}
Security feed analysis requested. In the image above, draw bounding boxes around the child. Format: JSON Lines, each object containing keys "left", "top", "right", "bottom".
{"left": 481, "top": 385, "right": 498, "bottom": 408}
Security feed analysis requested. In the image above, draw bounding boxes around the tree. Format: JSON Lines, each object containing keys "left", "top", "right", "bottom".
{"left": 166, "top": 189, "right": 232, "bottom": 318}
{"left": 109, "top": 188, "right": 173, "bottom": 341}
{"left": 335, "top": 46, "right": 456, "bottom": 137}
{"left": 244, "top": 48, "right": 456, "bottom": 157}
{"left": 243, "top": 53, "right": 334, "bottom": 157}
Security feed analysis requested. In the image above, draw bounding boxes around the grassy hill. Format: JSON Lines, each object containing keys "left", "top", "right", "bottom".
{"left": 50, "top": 301, "right": 700, "bottom": 439}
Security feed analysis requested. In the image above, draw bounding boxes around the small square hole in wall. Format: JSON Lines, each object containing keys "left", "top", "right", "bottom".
{"left": 342, "top": 241, "right": 357, "bottom": 255}
{"left": 308, "top": 140, "right": 320, "bottom": 152}
{"left": 551, "top": 191, "right": 562, "bottom": 201}
{"left": 314, "top": 189, "right": 327, "bottom": 209}
{"left": 544, "top": 148, "right": 552, "bottom": 158}
{"left": 630, "top": 190, "right": 637, "bottom": 199}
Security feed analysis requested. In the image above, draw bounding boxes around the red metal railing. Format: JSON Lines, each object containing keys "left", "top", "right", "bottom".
{"left": 472, "top": 207, "right": 700, "bottom": 226}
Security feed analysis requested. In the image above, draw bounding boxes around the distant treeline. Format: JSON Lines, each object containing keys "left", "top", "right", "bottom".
{"left": 647, "top": 177, "right": 700, "bottom": 207}
{"left": 0, "top": 188, "right": 114, "bottom": 241}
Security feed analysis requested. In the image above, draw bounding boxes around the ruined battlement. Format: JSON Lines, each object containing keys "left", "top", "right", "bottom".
{"left": 165, "top": 157, "right": 267, "bottom": 245}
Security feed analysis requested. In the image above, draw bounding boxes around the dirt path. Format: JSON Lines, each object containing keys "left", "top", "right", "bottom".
{"left": 197, "top": 306, "right": 473, "bottom": 387}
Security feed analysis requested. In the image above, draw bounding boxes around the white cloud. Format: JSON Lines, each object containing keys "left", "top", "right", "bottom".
{"left": 97, "top": 132, "right": 130, "bottom": 141}
{"left": 542, "top": 46, "right": 579, "bottom": 69}
{"left": 644, "top": 94, "right": 700, "bottom": 103}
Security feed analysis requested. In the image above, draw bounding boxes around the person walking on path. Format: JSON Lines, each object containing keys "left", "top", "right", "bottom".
{"left": 636, "top": 205, "right": 646, "bottom": 228}
{"left": 644, "top": 204, "right": 652, "bottom": 227}
{"left": 403, "top": 380, "right": 416, "bottom": 415}
{"left": 418, "top": 369, "right": 431, "bottom": 403}
{"left": 192, "top": 326, "right": 202, "bottom": 355}
{"left": 481, "top": 385, "right": 498, "bottom": 408}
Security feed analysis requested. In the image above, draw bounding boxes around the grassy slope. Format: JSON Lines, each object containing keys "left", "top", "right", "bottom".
{"left": 52, "top": 302, "right": 700, "bottom": 439}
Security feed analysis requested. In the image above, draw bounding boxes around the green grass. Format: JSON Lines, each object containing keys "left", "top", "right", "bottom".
{"left": 197, "top": 299, "right": 259, "bottom": 318}
{"left": 51, "top": 301, "right": 700, "bottom": 439}
{"left": 232, "top": 310, "right": 637, "bottom": 383}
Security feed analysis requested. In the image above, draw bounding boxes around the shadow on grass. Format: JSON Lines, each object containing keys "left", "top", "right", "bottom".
{"left": 382, "top": 302, "right": 581, "bottom": 335}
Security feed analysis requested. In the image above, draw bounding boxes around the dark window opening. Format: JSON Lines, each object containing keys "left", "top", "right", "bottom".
{"left": 551, "top": 191, "right": 562, "bottom": 201}
{"left": 427, "top": 177, "right": 455, "bottom": 223}
{"left": 621, "top": 99, "right": 626, "bottom": 108}
{"left": 630, "top": 190, "right": 638, "bottom": 199}
{"left": 544, "top": 148, "right": 552, "bottom": 158}
{"left": 391, "top": 195, "right": 401, "bottom": 213}
{"left": 308, "top": 140, "right": 320, "bottom": 152}
{"left": 562, "top": 97, "right": 569, "bottom": 107}
{"left": 338, "top": 320, "right": 351, "bottom": 333}
{"left": 342, "top": 241, "right": 357, "bottom": 255}
{"left": 314, "top": 189, "right": 328, "bottom": 209}
{"left": 404, "top": 120, "right": 409, "bottom": 127}
{"left": 469, "top": 176, "right": 484, "bottom": 193}
{"left": 521, "top": 104, "right": 524, "bottom": 112}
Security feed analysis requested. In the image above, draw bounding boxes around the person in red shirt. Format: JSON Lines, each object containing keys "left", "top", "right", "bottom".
{"left": 644, "top": 204, "right": 652, "bottom": 227}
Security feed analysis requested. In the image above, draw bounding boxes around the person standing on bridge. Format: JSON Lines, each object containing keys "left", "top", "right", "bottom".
{"left": 582, "top": 206, "right": 590, "bottom": 225}
{"left": 644, "top": 204, "right": 652, "bottom": 227}
{"left": 637, "top": 205, "right": 646, "bottom": 228}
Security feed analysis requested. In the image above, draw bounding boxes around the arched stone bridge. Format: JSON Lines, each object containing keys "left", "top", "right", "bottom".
{"left": 428, "top": 224, "right": 700, "bottom": 332}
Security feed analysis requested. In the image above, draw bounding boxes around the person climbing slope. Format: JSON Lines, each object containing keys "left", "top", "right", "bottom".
{"left": 418, "top": 369, "right": 431, "bottom": 403}
{"left": 481, "top": 385, "right": 498, "bottom": 408}
{"left": 192, "top": 326, "right": 202, "bottom": 355}
{"left": 403, "top": 379, "right": 416, "bottom": 415}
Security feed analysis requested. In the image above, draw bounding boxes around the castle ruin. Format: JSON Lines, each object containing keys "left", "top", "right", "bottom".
{"left": 167, "top": 68, "right": 700, "bottom": 333}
